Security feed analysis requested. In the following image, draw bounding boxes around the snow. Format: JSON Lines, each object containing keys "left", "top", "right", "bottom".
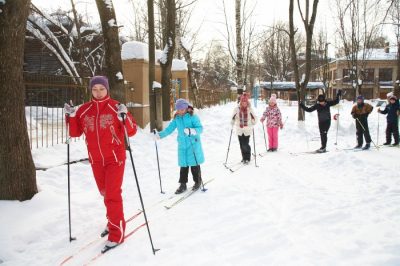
{"left": 107, "top": 19, "right": 117, "bottom": 27}
{"left": 152, "top": 81, "right": 161, "bottom": 89}
{"left": 172, "top": 59, "right": 188, "bottom": 71}
{"left": 335, "top": 47, "right": 398, "bottom": 62}
{"left": 1, "top": 100, "right": 400, "bottom": 265}
{"left": 103, "top": 0, "right": 113, "bottom": 9}
{"left": 115, "top": 71, "right": 123, "bottom": 80}
{"left": 180, "top": 37, "right": 191, "bottom": 52}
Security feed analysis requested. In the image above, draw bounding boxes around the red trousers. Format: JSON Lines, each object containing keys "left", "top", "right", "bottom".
{"left": 91, "top": 160, "right": 126, "bottom": 243}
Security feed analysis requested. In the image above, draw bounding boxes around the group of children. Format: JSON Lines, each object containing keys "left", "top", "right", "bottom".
{"left": 65, "top": 75, "right": 399, "bottom": 253}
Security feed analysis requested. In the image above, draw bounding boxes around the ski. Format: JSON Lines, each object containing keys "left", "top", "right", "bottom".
{"left": 289, "top": 150, "right": 329, "bottom": 156}
{"left": 227, "top": 162, "right": 249, "bottom": 172}
{"left": 59, "top": 210, "right": 143, "bottom": 265}
{"left": 36, "top": 158, "right": 89, "bottom": 171}
{"left": 84, "top": 222, "right": 147, "bottom": 265}
{"left": 223, "top": 161, "right": 242, "bottom": 169}
{"left": 164, "top": 178, "right": 215, "bottom": 210}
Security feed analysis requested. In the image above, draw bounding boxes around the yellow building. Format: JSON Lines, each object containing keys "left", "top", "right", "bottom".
{"left": 325, "top": 47, "right": 398, "bottom": 100}
{"left": 121, "top": 41, "right": 189, "bottom": 128}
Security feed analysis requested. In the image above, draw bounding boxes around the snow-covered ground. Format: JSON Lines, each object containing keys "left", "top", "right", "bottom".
{"left": 1, "top": 100, "right": 400, "bottom": 266}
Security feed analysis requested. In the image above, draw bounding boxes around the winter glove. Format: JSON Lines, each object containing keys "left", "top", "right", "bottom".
{"left": 64, "top": 103, "right": 77, "bottom": 117}
{"left": 116, "top": 104, "right": 128, "bottom": 121}
{"left": 280, "top": 124, "right": 284, "bottom": 129}
{"left": 152, "top": 130, "right": 160, "bottom": 140}
{"left": 184, "top": 128, "right": 197, "bottom": 136}
{"left": 337, "top": 89, "right": 342, "bottom": 97}
{"left": 351, "top": 113, "right": 358, "bottom": 119}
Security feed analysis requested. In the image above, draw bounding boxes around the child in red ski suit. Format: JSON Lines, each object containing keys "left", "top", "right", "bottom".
{"left": 65, "top": 76, "right": 137, "bottom": 252}
{"left": 260, "top": 94, "right": 283, "bottom": 151}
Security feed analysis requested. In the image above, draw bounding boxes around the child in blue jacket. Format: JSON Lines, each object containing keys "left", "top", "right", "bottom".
{"left": 378, "top": 94, "right": 399, "bottom": 146}
{"left": 155, "top": 99, "right": 205, "bottom": 194}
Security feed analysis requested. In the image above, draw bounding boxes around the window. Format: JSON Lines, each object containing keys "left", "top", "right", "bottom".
{"left": 362, "top": 69, "right": 374, "bottom": 83}
{"left": 342, "top": 69, "right": 352, "bottom": 82}
{"left": 379, "top": 68, "right": 393, "bottom": 82}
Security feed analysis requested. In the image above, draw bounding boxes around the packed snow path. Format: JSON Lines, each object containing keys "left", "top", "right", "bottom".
{"left": 1, "top": 101, "right": 400, "bottom": 265}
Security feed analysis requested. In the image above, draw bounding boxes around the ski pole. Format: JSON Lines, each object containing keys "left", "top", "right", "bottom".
{"left": 153, "top": 130, "right": 164, "bottom": 194}
{"left": 65, "top": 112, "right": 76, "bottom": 243}
{"left": 356, "top": 117, "right": 379, "bottom": 149}
{"left": 377, "top": 111, "right": 380, "bottom": 146}
{"left": 188, "top": 129, "right": 207, "bottom": 192}
{"left": 261, "top": 122, "right": 268, "bottom": 152}
{"left": 121, "top": 114, "right": 159, "bottom": 255}
{"left": 224, "top": 128, "right": 233, "bottom": 166}
{"left": 252, "top": 129, "right": 258, "bottom": 167}
{"left": 334, "top": 109, "right": 340, "bottom": 145}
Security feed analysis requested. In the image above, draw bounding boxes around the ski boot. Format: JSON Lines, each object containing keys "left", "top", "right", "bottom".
{"left": 100, "top": 226, "right": 109, "bottom": 237}
{"left": 192, "top": 179, "right": 202, "bottom": 191}
{"left": 101, "top": 241, "right": 119, "bottom": 254}
{"left": 362, "top": 143, "right": 370, "bottom": 150}
{"left": 175, "top": 183, "right": 187, "bottom": 194}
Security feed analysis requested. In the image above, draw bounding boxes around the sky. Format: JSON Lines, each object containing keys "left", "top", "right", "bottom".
{"left": 31, "top": 0, "right": 395, "bottom": 60}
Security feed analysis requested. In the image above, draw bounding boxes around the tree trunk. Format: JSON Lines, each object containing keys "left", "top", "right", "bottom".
{"left": 95, "top": 0, "right": 125, "bottom": 103}
{"left": 0, "top": 0, "right": 38, "bottom": 200}
{"left": 289, "top": 0, "right": 304, "bottom": 121}
{"left": 235, "top": 0, "right": 244, "bottom": 93}
{"left": 148, "top": 0, "right": 156, "bottom": 131}
{"left": 160, "top": 0, "right": 176, "bottom": 121}
{"left": 395, "top": 41, "right": 400, "bottom": 97}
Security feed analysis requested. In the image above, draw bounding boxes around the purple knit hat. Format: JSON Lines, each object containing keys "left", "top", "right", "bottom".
{"left": 357, "top": 95, "right": 364, "bottom": 101}
{"left": 175, "top": 98, "right": 189, "bottom": 110}
{"left": 89, "top": 76, "right": 109, "bottom": 91}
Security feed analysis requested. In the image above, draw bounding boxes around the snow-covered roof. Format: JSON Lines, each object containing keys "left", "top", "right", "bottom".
{"left": 260, "top": 81, "right": 324, "bottom": 90}
{"left": 335, "top": 47, "right": 398, "bottom": 62}
{"left": 121, "top": 41, "right": 188, "bottom": 71}
{"left": 172, "top": 59, "right": 188, "bottom": 71}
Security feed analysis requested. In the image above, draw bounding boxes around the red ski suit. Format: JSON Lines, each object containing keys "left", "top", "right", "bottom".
{"left": 68, "top": 96, "right": 137, "bottom": 243}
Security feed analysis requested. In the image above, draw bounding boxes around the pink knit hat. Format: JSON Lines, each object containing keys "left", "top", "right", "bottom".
{"left": 269, "top": 94, "right": 277, "bottom": 104}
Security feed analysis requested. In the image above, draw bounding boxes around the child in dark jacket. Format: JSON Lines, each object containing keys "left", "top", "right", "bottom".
{"left": 378, "top": 94, "right": 399, "bottom": 146}
{"left": 299, "top": 90, "right": 341, "bottom": 153}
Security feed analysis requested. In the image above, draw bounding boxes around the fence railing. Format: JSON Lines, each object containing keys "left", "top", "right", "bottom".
{"left": 24, "top": 73, "right": 90, "bottom": 149}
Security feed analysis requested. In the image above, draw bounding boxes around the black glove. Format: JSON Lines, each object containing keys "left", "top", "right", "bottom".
{"left": 337, "top": 89, "right": 342, "bottom": 97}
{"left": 352, "top": 113, "right": 358, "bottom": 119}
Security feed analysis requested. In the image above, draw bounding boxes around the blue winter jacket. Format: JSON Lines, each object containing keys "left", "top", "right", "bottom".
{"left": 159, "top": 113, "right": 205, "bottom": 167}
{"left": 380, "top": 99, "right": 400, "bottom": 124}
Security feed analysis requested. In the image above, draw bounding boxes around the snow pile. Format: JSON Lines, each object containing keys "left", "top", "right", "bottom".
{"left": 180, "top": 37, "right": 191, "bottom": 52}
{"left": 107, "top": 19, "right": 117, "bottom": 27}
{"left": 153, "top": 81, "right": 161, "bottom": 89}
{"left": 115, "top": 71, "right": 123, "bottom": 80}
{"left": 172, "top": 59, "right": 188, "bottom": 71}
{"left": 1, "top": 101, "right": 400, "bottom": 265}
{"left": 121, "top": 41, "right": 149, "bottom": 61}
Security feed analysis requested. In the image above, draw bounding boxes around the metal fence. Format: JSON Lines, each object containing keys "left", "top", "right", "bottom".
{"left": 24, "top": 73, "right": 90, "bottom": 149}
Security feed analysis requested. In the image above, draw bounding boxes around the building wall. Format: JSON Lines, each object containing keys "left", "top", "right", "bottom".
{"left": 327, "top": 60, "right": 398, "bottom": 100}
{"left": 122, "top": 59, "right": 189, "bottom": 128}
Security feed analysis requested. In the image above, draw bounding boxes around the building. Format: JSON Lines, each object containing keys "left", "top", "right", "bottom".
{"left": 260, "top": 81, "right": 324, "bottom": 104}
{"left": 325, "top": 47, "right": 398, "bottom": 100}
{"left": 121, "top": 41, "right": 189, "bottom": 128}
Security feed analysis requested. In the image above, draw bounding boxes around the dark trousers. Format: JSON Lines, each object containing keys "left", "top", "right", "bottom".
{"left": 238, "top": 134, "right": 251, "bottom": 161}
{"left": 356, "top": 118, "right": 372, "bottom": 145}
{"left": 179, "top": 165, "right": 201, "bottom": 183}
{"left": 386, "top": 121, "right": 399, "bottom": 144}
{"left": 318, "top": 120, "right": 331, "bottom": 149}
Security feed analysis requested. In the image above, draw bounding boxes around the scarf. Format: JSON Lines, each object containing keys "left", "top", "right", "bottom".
{"left": 239, "top": 107, "right": 248, "bottom": 128}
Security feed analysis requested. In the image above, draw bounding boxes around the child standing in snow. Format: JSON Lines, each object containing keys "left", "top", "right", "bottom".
{"left": 154, "top": 99, "right": 205, "bottom": 194}
{"left": 351, "top": 95, "right": 373, "bottom": 149}
{"left": 64, "top": 76, "right": 137, "bottom": 253}
{"left": 231, "top": 93, "right": 257, "bottom": 163}
{"left": 260, "top": 94, "right": 283, "bottom": 151}
{"left": 299, "top": 90, "right": 341, "bottom": 153}
{"left": 378, "top": 94, "right": 399, "bottom": 146}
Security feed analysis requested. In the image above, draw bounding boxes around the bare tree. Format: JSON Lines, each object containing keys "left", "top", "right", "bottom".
{"left": 0, "top": 0, "right": 38, "bottom": 200}
{"left": 388, "top": 0, "right": 400, "bottom": 96}
{"left": 95, "top": 0, "right": 125, "bottom": 103}
{"left": 334, "top": 0, "right": 383, "bottom": 96}
{"left": 289, "top": 0, "right": 319, "bottom": 121}
{"left": 159, "top": 0, "right": 176, "bottom": 121}
{"left": 128, "top": 0, "right": 149, "bottom": 42}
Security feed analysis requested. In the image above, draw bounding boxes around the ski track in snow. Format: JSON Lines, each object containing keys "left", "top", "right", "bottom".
{"left": 1, "top": 101, "right": 400, "bottom": 265}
